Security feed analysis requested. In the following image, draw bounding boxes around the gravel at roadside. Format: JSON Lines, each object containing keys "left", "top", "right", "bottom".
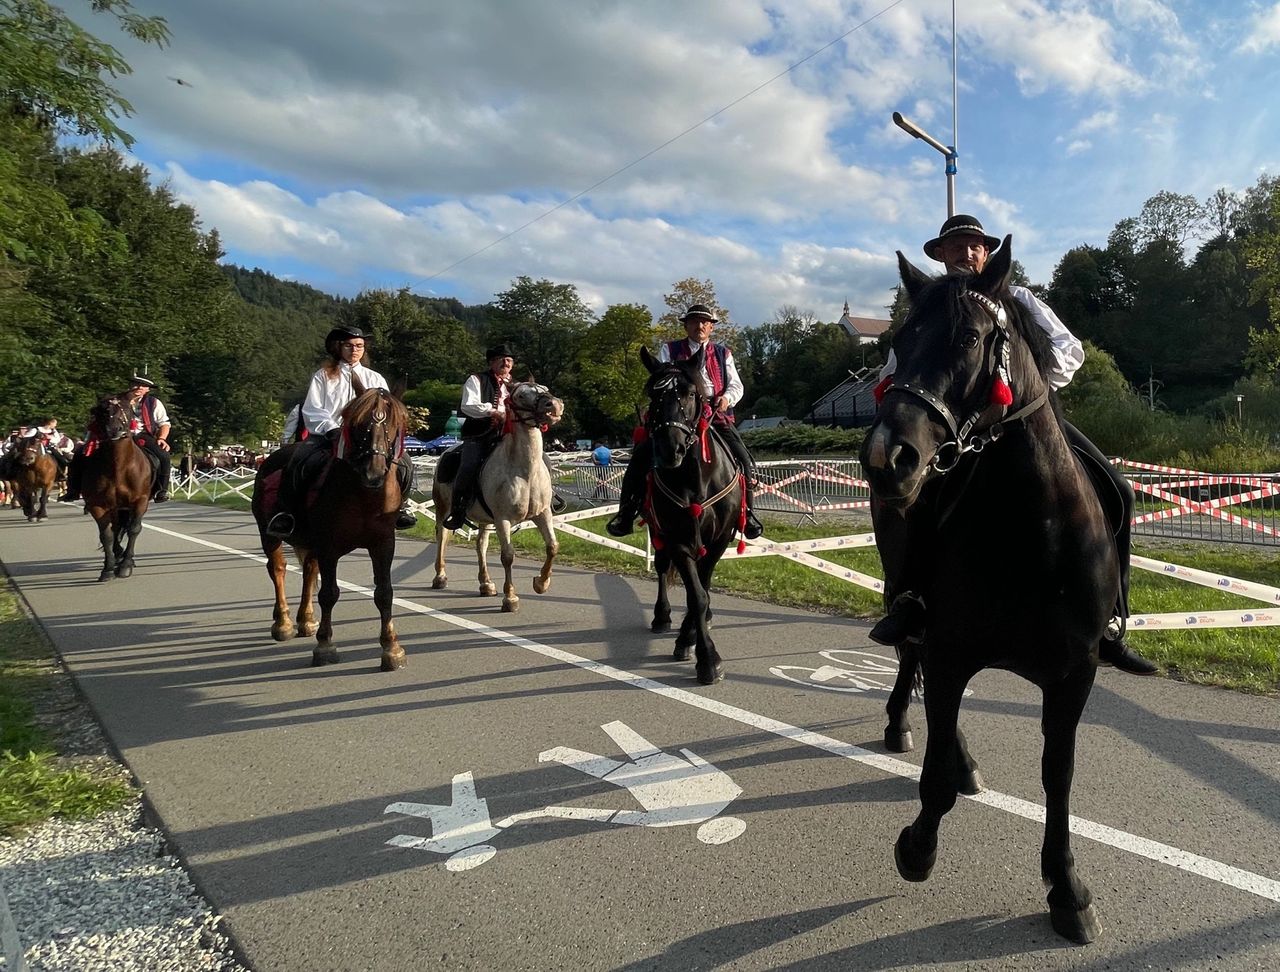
{"left": 0, "top": 801, "right": 246, "bottom": 971}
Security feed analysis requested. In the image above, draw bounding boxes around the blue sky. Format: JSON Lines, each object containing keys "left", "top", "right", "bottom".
{"left": 95, "top": 0, "right": 1280, "bottom": 326}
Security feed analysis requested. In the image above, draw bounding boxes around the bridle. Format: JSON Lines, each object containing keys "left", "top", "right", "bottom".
{"left": 645, "top": 371, "right": 701, "bottom": 465}
{"left": 882, "top": 290, "right": 1048, "bottom": 476}
{"left": 96, "top": 398, "right": 134, "bottom": 442}
{"left": 341, "top": 390, "right": 401, "bottom": 483}
{"left": 507, "top": 383, "right": 559, "bottom": 429}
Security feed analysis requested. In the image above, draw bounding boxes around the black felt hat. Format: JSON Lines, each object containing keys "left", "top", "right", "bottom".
{"left": 679, "top": 303, "right": 718, "bottom": 324}
{"left": 923, "top": 214, "right": 1001, "bottom": 261}
{"left": 129, "top": 374, "right": 156, "bottom": 388}
{"left": 486, "top": 343, "right": 516, "bottom": 361}
{"left": 325, "top": 325, "right": 368, "bottom": 346}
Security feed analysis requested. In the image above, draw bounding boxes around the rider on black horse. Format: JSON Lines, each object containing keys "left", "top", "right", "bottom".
{"left": 266, "top": 325, "right": 417, "bottom": 538}
{"left": 870, "top": 214, "right": 1157, "bottom": 676}
{"left": 606, "top": 304, "right": 764, "bottom": 541}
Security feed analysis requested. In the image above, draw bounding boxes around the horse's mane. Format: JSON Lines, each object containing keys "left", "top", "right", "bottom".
{"left": 914, "top": 274, "right": 1056, "bottom": 385}
{"left": 342, "top": 387, "right": 406, "bottom": 429}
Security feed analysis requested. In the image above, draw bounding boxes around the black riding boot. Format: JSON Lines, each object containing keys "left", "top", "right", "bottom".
{"left": 868, "top": 592, "right": 927, "bottom": 646}
{"left": 152, "top": 449, "right": 172, "bottom": 502}
{"left": 442, "top": 439, "right": 485, "bottom": 530}
{"left": 395, "top": 457, "right": 417, "bottom": 529}
{"left": 61, "top": 451, "right": 82, "bottom": 501}
{"left": 266, "top": 439, "right": 326, "bottom": 538}
{"left": 606, "top": 441, "right": 650, "bottom": 537}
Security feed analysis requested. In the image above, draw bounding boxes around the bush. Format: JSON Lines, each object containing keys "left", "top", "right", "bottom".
{"left": 743, "top": 424, "right": 866, "bottom": 456}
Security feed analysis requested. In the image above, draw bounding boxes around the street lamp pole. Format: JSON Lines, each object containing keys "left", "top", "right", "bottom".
{"left": 892, "top": 0, "right": 959, "bottom": 216}
{"left": 1236, "top": 394, "right": 1244, "bottom": 426}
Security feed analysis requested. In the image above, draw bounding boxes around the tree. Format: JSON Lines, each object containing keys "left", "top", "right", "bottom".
{"left": 489, "top": 276, "right": 594, "bottom": 385}
{"left": 1135, "top": 190, "right": 1207, "bottom": 249}
{"left": 658, "top": 277, "right": 732, "bottom": 340}
{"left": 574, "top": 302, "right": 658, "bottom": 433}
{"left": 344, "top": 287, "right": 480, "bottom": 387}
{"left": 1, "top": 0, "right": 170, "bottom": 147}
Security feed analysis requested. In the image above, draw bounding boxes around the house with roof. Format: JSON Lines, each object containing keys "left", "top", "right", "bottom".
{"left": 836, "top": 300, "right": 890, "bottom": 345}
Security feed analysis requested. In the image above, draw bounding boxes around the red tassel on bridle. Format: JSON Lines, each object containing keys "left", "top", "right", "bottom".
{"left": 990, "top": 375, "right": 1013, "bottom": 406}
{"left": 873, "top": 375, "right": 893, "bottom": 404}
{"left": 697, "top": 416, "right": 711, "bottom": 463}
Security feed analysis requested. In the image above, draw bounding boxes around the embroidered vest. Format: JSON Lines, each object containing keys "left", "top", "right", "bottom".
{"left": 665, "top": 340, "right": 734, "bottom": 421}
{"left": 133, "top": 394, "right": 160, "bottom": 436}
{"left": 460, "top": 372, "right": 507, "bottom": 438}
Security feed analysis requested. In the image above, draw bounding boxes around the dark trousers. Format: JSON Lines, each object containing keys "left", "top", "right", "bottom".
{"left": 278, "top": 436, "right": 413, "bottom": 519}
{"left": 453, "top": 432, "right": 498, "bottom": 502}
{"left": 137, "top": 437, "right": 171, "bottom": 494}
{"left": 1063, "top": 421, "right": 1133, "bottom": 620}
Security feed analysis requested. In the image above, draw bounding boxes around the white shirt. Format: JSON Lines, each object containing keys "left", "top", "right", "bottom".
{"left": 658, "top": 339, "right": 745, "bottom": 408}
{"left": 459, "top": 372, "right": 510, "bottom": 421}
{"left": 23, "top": 426, "right": 74, "bottom": 454}
{"left": 281, "top": 403, "right": 302, "bottom": 446}
{"left": 879, "top": 286, "right": 1084, "bottom": 391}
{"left": 301, "top": 362, "right": 389, "bottom": 435}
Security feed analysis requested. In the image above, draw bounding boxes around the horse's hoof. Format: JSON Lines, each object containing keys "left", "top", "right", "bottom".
{"left": 271, "top": 625, "right": 296, "bottom": 642}
{"left": 651, "top": 618, "right": 672, "bottom": 634}
{"left": 696, "top": 662, "right": 724, "bottom": 685}
{"left": 501, "top": 599, "right": 519, "bottom": 613}
{"left": 884, "top": 728, "right": 914, "bottom": 753}
{"left": 298, "top": 622, "right": 318, "bottom": 637}
{"left": 97, "top": 571, "right": 113, "bottom": 583}
{"left": 674, "top": 631, "right": 695, "bottom": 650}
{"left": 311, "top": 647, "right": 340, "bottom": 666}
{"left": 532, "top": 577, "right": 550, "bottom": 594}
{"left": 26, "top": 516, "right": 35, "bottom": 523}
{"left": 431, "top": 576, "right": 448, "bottom": 590}
{"left": 1050, "top": 903, "right": 1101, "bottom": 945}
{"left": 957, "top": 769, "right": 984, "bottom": 796}
{"left": 380, "top": 652, "right": 407, "bottom": 672}
{"left": 894, "top": 826, "right": 936, "bottom": 882}
{"left": 672, "top": 644, "right": 691, "bottom": 662}
{"left": 480, "top": 584, "right": 497, "bottom": 597}
{"left": 115, "top": 566, "right": 133, "bottom": 579}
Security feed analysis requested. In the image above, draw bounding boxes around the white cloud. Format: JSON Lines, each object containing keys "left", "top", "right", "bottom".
{"left": 1065, "top": 139, "right": 1093, "bottom": 157}
{"left": 1238, "top": 2, "right": 1280, "bottom": 52}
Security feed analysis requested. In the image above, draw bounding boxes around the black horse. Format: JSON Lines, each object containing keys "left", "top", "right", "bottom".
{"left": 639, "top": 346, "right": 746, "bottom": 685}
{"left": 860, "top": 239, "right": 1116, "bottom": 944}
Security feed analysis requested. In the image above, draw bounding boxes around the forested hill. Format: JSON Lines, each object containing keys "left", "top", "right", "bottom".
{"left": 222, "top": 265, "right": 349, "bottom": 318}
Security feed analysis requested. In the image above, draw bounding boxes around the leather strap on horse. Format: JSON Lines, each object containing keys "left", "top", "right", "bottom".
{"left": 648, "top": 467, "right": 744, "bottom": 560}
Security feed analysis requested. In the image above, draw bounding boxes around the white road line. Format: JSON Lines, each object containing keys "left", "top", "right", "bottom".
{"left": 144, "top": 522, "right": 1280, "bottom": 905}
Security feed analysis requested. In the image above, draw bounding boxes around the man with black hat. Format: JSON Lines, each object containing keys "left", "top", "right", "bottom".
{"left": 266, "top": 324, "right": 417, "bottom": 537}
{"left": 125, "top": 374, "right": 173, "bottom": 502}
{"left": 441, "top": 343, "right": 515, "bottom": 531}
{"left": 605, "top": 303, "right": 764, "bottom": 540}
{"left": 870, "top": 214, "right": 1157, "bottom": 676}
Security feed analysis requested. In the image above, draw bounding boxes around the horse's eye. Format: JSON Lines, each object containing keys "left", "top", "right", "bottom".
{"left": 958, "top": 331, "right": 980, "bottom": 352}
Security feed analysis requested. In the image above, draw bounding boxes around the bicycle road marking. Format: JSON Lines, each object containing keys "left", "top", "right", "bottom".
{"left": 144, "top": 520, "right": 1280, "bottom": 905}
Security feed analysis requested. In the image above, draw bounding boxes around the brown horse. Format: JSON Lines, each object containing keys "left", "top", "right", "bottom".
{"left": 252, "top": 387, "right": 409, "bottom": 671}
{"left": 14, "top": 438, "right": 59, "bottom": 522}
{"left": 81, "top": 397, "right": 154, "bottom": 580}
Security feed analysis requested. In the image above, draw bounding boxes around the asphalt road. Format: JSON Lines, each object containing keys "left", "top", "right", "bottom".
{"left": 2, "top": 502, "right": 1278, "bottom": 972}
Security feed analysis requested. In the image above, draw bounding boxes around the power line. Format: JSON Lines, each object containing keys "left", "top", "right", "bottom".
{"left": 408, "top": 0, "right": 911, "bottom": 291}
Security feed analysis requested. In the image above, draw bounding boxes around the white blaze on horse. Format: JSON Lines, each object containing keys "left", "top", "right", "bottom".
{"left": 431, "top": 380, "right": 564, "bottom": 613}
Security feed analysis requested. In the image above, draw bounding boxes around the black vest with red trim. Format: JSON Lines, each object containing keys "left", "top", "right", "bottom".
{"left": 460, "top": 371, "right": 508, "bottom": 438}
{"left": 133, "top": 394, "right": 162, "bottom": 437}
{"left": 665, "top": 339, "right": 734, "bottom": 421}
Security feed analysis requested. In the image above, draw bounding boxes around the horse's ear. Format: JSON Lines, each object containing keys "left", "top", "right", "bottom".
{"left": 390, "top": 377, "right": 407, "bottom": 400}
{"left": 640, "top": 346, "right": 660, "bottom": 374}
{"left": 974, "top": 235, "right": 1013, "bottom": 296}
{"left": 897, "top": 251, "right": 930, "bottom": 302}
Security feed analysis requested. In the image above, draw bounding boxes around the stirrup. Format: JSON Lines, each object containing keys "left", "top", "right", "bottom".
{"left": 152, "top": 490, "right": 169, "bottom": 503}
{"left": 551, "top": 493, "right": 567, "bottom": 515}
{"left": 265, "top": 512, "right": 296, "bottom": 538}
{"left": 395, "top": 506, "right": 417, "bottom": 530}
{"left": 742, "top": 509, "right": 764, "bottom": 540}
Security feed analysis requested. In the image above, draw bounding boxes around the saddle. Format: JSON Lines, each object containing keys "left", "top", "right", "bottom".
{"left": 1071, "top": 446, "right": 1128, "bottom": 540}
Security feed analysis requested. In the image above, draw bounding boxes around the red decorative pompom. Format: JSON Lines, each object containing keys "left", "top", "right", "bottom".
{"left": 697, "top": 545, "right": 707, "bottom": 558}
{"left": 990, "top": 377, "right": 1013, "bottom": 406}
{"left": 651, "top": 534, "right": 664, "bottom": 550}
{"left": 737, "top": 539, "right": 747, "bottom": 555}
{"left": 689, "top": 502, "right": 704, "bottom": 518}
{"left": 632, "top": 425, "right": 649, "bottom": 445}
{"left": 873, "top": 375, "right": 894, "bottom": 404}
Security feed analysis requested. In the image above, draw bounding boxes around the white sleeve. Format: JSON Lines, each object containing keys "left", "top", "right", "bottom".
{"left": 722, "top": 349, "right": 744, "bottom": 408}
{"left": 302, "top": 370, "right": 337, "bottom": 435}
{"left": 150, "top": 399, "right": 171, "bottom": 426}
{"left": 459, "top": 374, "right": 493, "bottom": 420}
{"left": 656, "top": 342, "right": 673, "bottom": 364}
{"left": 282, "top": 405, "right": 300, "bottom": 445}
{"left": 880, "top": 350, "right": 897, "bottom": 381}
{"left": 360, "top": 366, "right": 389, "bottom": 391}
{"left": 1011, "top": 287, "right": 1084, "bottom": 390}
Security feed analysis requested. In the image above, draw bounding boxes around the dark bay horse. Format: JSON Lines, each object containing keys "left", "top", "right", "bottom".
{"left": 81, "top": 397, "right": 154, "bottom": 580}
{"left": 639, "top": 346, "right": 746, "bottom": 685}
{"left": 860, "top": 240, "right": 1116, "bottom": 944}
{"left": 14, "top": 437, "right": 58, "bottom": 522}
{"left": 252, "top": 386, "right": 409, "bottom": 671}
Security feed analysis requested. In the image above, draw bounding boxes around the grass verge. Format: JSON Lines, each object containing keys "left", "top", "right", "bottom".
{"left": 0, "top": 582, "right": 134, "bottom": 836}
